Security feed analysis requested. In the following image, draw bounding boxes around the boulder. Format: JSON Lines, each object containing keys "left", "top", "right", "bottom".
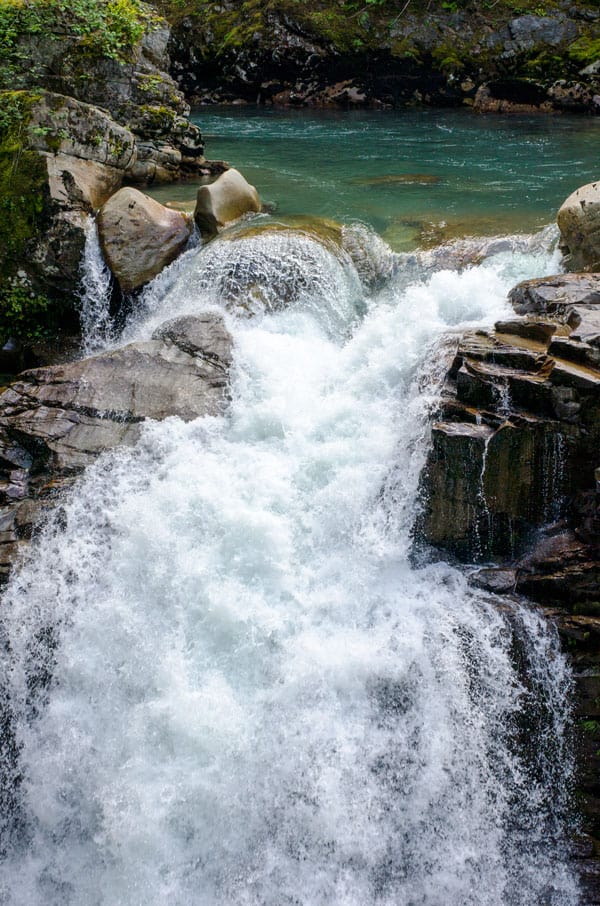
{"left": 557, "top": 181, "right": 600, "bottom": 273}
{"left": 0, "top": 313, "right": 232, "bottom": 580}
{"left": 194, "top": 168, "right": 261, "bottom": 239}
{"left": 97, "top": 187, "right": 193, "bottom": 293}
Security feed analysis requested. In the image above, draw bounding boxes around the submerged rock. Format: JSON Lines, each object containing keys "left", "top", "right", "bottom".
{"left": 558, "top": 181, "right": 600, "bottom": 273}
{"left": 98, "top": 187, "right": 193, "bottom": 293}
{"left": 0, "top": 313, "right": 232, "bottom": 580}
{"left": 194, "top": 168, "right": 261, "bottom": 239}
{"left": 351, "top": 174, "right": 441, "bottom": 187}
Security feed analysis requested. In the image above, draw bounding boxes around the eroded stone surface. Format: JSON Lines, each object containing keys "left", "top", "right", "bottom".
{"left": 194, "top": 168, "right": 262, "bottom": 239}
{"left": 0, "top": 313, "right": 232, "bottom": 581}
{"left": 417, "top": 274, "right": 600, "bottom": 561}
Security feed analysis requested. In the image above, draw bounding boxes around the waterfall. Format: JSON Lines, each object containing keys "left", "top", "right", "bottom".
{"left": 78, "top": 217, "right": 115, "bottom": 355}
{"left": 0, "top": 225, "right": 578, "bottom": 905}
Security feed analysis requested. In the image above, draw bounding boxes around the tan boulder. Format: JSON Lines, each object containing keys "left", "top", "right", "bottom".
{"left": 557, "top": 180, "right": 600, "bottom": 272}
{"left": 194, "top": 168, "right": 261, "bottom": 239}
{"left": 98, "top": 187, "right": 192, "bottom": 292}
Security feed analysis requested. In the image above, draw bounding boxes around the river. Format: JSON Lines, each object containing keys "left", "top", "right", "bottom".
{"left": 0, "top": 108, "right": 592, "bottom": 905}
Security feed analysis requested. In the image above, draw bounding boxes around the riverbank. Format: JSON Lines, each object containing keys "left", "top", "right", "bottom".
{"left": 165, "top": 0, "right": 600, "bottom": 114}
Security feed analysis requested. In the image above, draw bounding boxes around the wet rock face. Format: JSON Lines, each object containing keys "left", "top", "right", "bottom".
{"left": 0, "top": 313, "right": 232, "bottom": 581}
{"left": 417, "top": 273, "right": 600, "bottom": 562}
{"left": 558, "top": 182, "right": 600, "bottom": 273}
{"left": 416, "top": 269, "right": 600, "bottom": 869}
{"left": 0, "top": 92, "right": 137, "bottom": 304}
{"left": 0, "top": 89, "right": 203, "bottom": 331}
{"left": 97, "top": 187, "right": 192, "bottom": 292}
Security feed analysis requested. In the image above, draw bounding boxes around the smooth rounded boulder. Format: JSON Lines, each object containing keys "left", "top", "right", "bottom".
{"left": 557, "top": 180, "right": 600, "bottom": 273}
{"left": 98, "top": 187, "right": 192, "bottom": 293}
{"left": 194, "top": 168, "right": 261, "bottom": 239}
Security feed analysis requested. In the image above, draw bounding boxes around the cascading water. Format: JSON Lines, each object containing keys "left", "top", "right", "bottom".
{"left": 0, "top": 222, "right": 579, "bottom": 905}
{"left": 78, "top": 217, "right": 115, "bottom": 355}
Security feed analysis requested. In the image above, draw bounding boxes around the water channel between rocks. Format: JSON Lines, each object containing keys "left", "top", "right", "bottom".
{"left": 2, "top": 108, "right": 598, "bottom": 905}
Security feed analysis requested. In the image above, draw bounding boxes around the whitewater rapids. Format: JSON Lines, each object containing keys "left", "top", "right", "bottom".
{"left": 0, "top": 223, "right": 579, "bottom": 905}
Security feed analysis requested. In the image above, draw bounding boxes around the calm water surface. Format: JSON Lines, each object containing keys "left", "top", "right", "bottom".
{"left": 149, "top": 106, "right": 600, "bottom": 248}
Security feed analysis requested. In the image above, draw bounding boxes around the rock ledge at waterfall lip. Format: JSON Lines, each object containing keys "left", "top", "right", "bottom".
{"left": 509, "top": 273, "right": 600, "bottom": 317}
{"left": 0, "top": 313, "right": 233, "bottom": 580}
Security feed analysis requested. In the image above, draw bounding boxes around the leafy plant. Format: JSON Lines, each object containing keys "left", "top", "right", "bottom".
{"left": 0, "top": 0, "right": 159, "bottom": 89}
{"left": 0, "top": 282, "right": 54, "bottom": 344}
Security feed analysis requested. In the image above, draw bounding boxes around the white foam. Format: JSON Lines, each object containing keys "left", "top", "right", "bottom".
{"left": 0, "top": 227, "right": 578, "bottom": 905}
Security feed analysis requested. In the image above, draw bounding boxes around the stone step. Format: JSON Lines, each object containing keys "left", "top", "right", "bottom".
{"left": 549, "top": 337, "right": 600, "bottom": 370}
{"left": 495, "top": 317, "right": 560, "bottom": 346}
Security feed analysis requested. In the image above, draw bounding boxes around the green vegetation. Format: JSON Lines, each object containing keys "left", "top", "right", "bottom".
{"left": 0, "top": 90, "right": 54, "bottom": 343}
{"left": 0, "top": 91, "right": 46, "bottom": 271}
{"left": 0, "top": 283, "right": 54, "bottom": 344}
{"left": 0, "top": 0, "right": 159, "bottom": 89}
{"left": 568, "top": 34, "right": 600, "bottom": 65}
{"left": 581, "top": 719, "right": 600, "bottom": 734}
{"left": 148, "top": 0, "right": 599, "bottom": 74}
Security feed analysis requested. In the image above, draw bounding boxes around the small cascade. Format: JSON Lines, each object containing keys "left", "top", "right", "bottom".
{"left": 78, "top": 217, "right": 115, "bottom": 355}
{"left": 122, "top": 227, "right": 367, "bottom": 344}
{"left": 542, "top": 430, "right": 567, "bottom": 523}
{"left": 474, "top": 429, "right": 494, "bottom": 560}
{"left": 496, "top": 377, "right": 512, "bottom": 418}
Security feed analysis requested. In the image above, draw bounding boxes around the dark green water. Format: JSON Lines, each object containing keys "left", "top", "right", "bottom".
{"left": 149, "top": 106, "right": 600, "bottom": 249}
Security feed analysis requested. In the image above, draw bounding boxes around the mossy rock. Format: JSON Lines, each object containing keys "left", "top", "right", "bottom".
{"left": 0, "top": 89, "right": 134, "bottom": 346}
{"left": 0, "top": 92, "right": 50, "bottom": 284}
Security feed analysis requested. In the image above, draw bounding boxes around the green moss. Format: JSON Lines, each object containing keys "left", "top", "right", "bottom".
{"left": 0, "top": 91, "right": 47, "bottom": 267}
{"left": 0, "top": 90, "right": 53, "bottom": 343}
{"left": 138, "top": 103, "right": 177, "bottom": 131}
{"left": 390, "top": 36, "right": 421, "bottom": 61}
{"left": 523, "top": 50, "right": 566, "bottom": 78}
{"left": 567, "top": 35, "right": 600, "bottom": 66}
{"left": 431, "top": 39, "right": 469, "bottom": 74}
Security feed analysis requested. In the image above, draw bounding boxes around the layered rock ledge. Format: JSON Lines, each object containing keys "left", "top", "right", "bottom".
{"left": 416, "top": 271, "right": 600, "bottom": 896}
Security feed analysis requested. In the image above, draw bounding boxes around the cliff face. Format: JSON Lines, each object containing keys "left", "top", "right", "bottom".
{"left": 0, "top": 0, "right": 207, "bottom": 349}
{"left": 0, "top": 0, "right": 204, "bottom": 171}
{"left": 164, "top": 0, "right": 600, "bottom": 113}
